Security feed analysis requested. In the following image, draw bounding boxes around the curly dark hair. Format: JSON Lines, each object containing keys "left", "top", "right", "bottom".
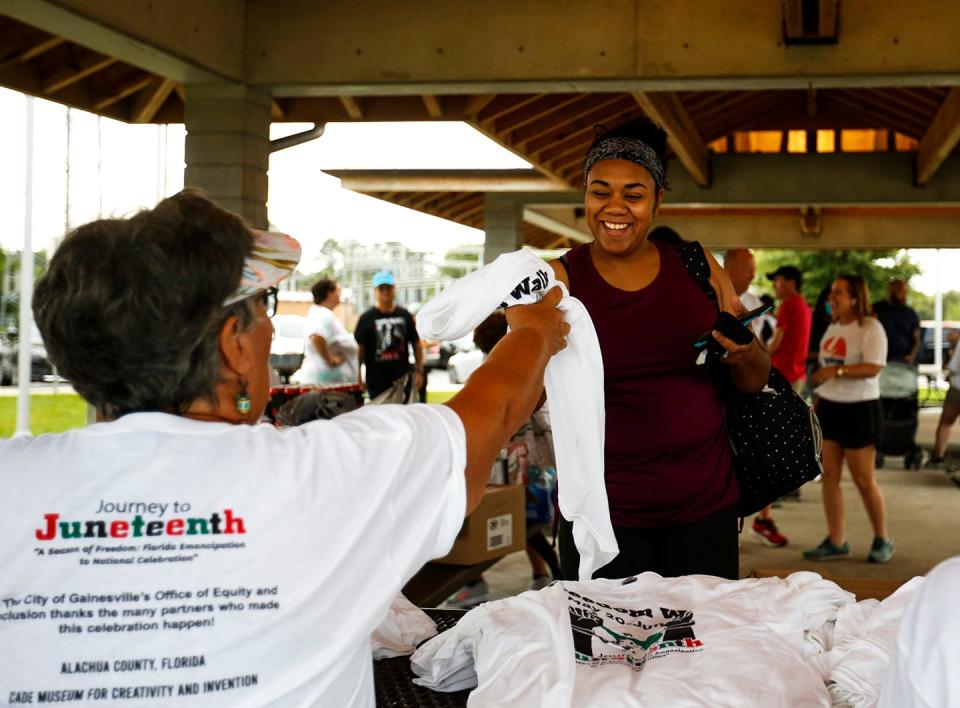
{"left": 33, "top": 189, "right": 255, "bottom": 420}
{"left": 311, "top": 277, "right": 338, "bottom": 304}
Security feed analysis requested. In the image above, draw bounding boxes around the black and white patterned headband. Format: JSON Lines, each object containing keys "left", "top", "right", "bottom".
{"left": 583, "top": 137, "right": 665, "bottom": 190}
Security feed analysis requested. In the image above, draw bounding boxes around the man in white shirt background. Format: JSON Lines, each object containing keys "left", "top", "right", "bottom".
{"left": 724, "top": 248, "right": 789, "bottom": 549}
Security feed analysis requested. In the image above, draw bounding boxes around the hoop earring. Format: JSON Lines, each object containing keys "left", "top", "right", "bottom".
{"left": 236, "top": 378, "right": 251, "bottom": 415}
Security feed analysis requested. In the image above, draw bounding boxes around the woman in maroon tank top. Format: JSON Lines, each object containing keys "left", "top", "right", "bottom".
{"left": 550, "top": 118, "right": 770, "bottom": 580}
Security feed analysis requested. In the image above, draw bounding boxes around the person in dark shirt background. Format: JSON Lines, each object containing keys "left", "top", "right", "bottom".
{"left": 354, "top": 270, "right": 424, "bottom": 399}
{"left": 873, "top": 278, "right": 921, "bottom": 364}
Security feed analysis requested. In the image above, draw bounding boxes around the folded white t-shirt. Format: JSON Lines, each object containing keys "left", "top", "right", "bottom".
{"left": 371, "top": 594, "right": 438, "bottom": 659}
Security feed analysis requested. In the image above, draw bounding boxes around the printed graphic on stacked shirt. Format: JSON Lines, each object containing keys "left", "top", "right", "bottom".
{"left": 412, "top": 571, "right": 855, "bottom": 707}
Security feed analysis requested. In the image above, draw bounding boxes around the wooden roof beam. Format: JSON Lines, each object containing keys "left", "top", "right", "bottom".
{"left": 42, "top": 52, "right": 116, "bottom": 95}
{"left": 0, "top": 35, "right": 64, "bottom": 70}
{"left": 917, "top": 87, "right": 960, "bottom": 185}
{"left": 339, "top": 95, "right": 363, "bottom": 119}
{"left": 93, "top": 74, "right": 155, "bottom": 110}
{"left": 421, "top": 94, "right": 443, "bottom": 118}
{"left": 327, "top": 169, "right": 570, "bottom": 192}
{"left": 523, "top": 208, "right": 590, "bottom": 244}
{"left": 462, "top": 94, "right": 497, "bottom": 118}
{"left": 527, "top": 95, "right": 636, "bottom": 158}
{"left": 131, "top": 77, "right": 176, "bottom": 123}
{"left": 634, "top": 91, "right": 710, "bottom": 186}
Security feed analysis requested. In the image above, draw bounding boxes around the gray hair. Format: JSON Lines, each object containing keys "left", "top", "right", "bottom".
{"left": 33, "top": 190, "right": 256, "bottom": 419}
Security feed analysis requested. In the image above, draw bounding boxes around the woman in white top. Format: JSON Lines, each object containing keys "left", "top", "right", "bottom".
{"left": 297, "top": 277, "right": 358, "bottom": 384}
{"left": 805, "top": 274, "right": 894, "bottom": 563}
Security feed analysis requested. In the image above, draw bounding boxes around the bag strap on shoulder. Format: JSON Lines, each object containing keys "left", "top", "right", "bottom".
{"left": 649, "top": 228, "right": 717, "bottom": 308}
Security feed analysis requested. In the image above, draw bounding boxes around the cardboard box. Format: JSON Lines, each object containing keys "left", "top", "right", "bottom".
{"left": 750, "top": 569, "right": 909, "bottom": 601}
{"left": 434, "top": 484, "right": 526, "bottom": 565}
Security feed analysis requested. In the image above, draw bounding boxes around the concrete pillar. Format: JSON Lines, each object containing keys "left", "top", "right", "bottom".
{"left": 483, "top": 194, "right": 524, "bottom": 264}
{"left": 184, "top": 83, "right": 271, "bottom": 228}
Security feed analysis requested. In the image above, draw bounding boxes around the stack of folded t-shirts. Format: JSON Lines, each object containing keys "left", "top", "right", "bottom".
{"left": 371, "top": 594, "right": 439, "bottom": 660}
{"left": 812, "top": 578, "right": 924, "bottom": 707}
{"left": 411, "top": 571, "right": 856, "bottom": 707}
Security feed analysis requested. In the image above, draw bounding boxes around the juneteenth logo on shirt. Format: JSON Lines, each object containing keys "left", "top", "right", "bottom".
{"left": 567, "top": 588, "right": 703, "bottom": 672}
{"left": 34, "top": 509, "right": 247, "bottom": 541}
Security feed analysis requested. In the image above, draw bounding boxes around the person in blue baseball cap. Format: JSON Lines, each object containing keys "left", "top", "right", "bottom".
{"left": 354, "top": 270, "right": 424, "bottom": 399}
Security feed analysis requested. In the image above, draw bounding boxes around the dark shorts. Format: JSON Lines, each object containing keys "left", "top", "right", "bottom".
{"left": 816, "top": 398, "right": 883, "bottom": 449}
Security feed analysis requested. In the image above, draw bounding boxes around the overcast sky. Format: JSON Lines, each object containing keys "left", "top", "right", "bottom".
{"left": 0, "top": 87, "right": 956, "bottom": 293}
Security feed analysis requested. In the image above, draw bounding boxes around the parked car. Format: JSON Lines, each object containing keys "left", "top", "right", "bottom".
{"left": 270, "top": 314, "right": 307, "bottom": 383}
{"left": 917, "top": 320, "right": 960, "bottom": 366}
{"left": 0, "top": 325, "right": 54, "bottom": 385}
{"left": 423, "top": 335, "right": 477, "bottom": 371}
{"left": 447, "top": 346, "right": 484, "bottom": 384}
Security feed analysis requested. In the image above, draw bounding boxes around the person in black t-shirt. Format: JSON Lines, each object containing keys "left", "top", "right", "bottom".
{"left": 873, "top": 278, "right": 921, "bottom": 364}
{"left": 354, "top": 270, "right": 423, "bottom": 399}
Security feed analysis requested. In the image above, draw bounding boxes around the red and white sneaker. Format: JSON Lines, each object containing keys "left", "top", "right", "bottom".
{"left": 752, "top": 517, "right": 788, "bottom": 547}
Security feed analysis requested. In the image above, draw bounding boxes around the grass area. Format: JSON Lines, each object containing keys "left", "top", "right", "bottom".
{"left": 0, "top": 394, "right": 88, "bottom": 438}
{"left": 920, "top": 386, "right": 947, "bottom": 405}
{"left": 426, "top": 390, "right": 457, "bottom": 404}
{"left": 0, "top": 384, "right": 945, "bottom": 436}
{"left": 1, "top": 391, "right": 458, "bottom": 437}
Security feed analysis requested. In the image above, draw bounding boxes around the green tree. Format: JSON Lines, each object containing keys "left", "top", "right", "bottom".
{"left": 910, "top": 290, "right": 960, "bottom": 321}
{"left": 751, "top": 249, "right": 921, "bottom": 305}
{"left": 440, "top": 246, "right": 481, "bottom": 279}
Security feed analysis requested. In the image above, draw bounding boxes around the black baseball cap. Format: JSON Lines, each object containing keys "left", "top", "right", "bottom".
{"left": 766, "top": 265, "right": 803, "bottom": 289}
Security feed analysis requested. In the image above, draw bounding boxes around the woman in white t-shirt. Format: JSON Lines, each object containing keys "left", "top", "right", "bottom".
{"left": 4, "top": 190, "right": 570, "bottom": 707}
{"left": 804, "top": 274, "right": 894, "bottom": 564}
{"left": 296, "top": 277, "right": 358, "bottom": 384}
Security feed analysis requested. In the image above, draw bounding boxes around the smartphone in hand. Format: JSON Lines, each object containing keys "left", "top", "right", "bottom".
{"left": 693, "top": 303, "right": 773, "bottom": 349}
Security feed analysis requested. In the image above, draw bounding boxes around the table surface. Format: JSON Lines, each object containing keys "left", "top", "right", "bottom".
{"left": 374, "top": 609, "right": 469, "bottom": 707}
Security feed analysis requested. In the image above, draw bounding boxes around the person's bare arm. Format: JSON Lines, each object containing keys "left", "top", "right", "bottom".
{"left": 905, "top": 327, "right": 921, "bottom": 363}
{"left": 413, "top": 336, "right": 425, "bottom": 390}
{"left": 767, "top": 328, "right": 785, "bottom": 356}
{"left": 356, "top": 344, "right": 365, "bottom": 386}
{"left": 310, "top": 334, "right": 343, "bottom": 366}
{"left": 445, "top": 287, "right": 568, "bottom": 515}
{"left": 704, "top": 250, "right": 771, "bottom": 393}
{"left": 810, "top": 363, "right": 884, "bottom": 386}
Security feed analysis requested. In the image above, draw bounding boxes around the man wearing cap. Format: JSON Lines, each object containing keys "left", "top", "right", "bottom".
{"left": 767, "top": 265, "right": 813, "bottom": 395}
{"left": 355, "top": 270, "right": 424, "bottom": 399}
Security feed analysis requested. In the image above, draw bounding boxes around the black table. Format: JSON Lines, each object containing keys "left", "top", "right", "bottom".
{"left": 374, "top": 609, "right": 469, "bottom": 707}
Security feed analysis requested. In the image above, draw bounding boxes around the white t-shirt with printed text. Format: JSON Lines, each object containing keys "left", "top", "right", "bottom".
{"left": 0, "top": 405, "right": 466, "bottom": 707}
{"left": 816, "top": 317, "right": 888, "bottom": 402}
{"left": 412, "top": 572, "right": 851, "bottom": 707}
